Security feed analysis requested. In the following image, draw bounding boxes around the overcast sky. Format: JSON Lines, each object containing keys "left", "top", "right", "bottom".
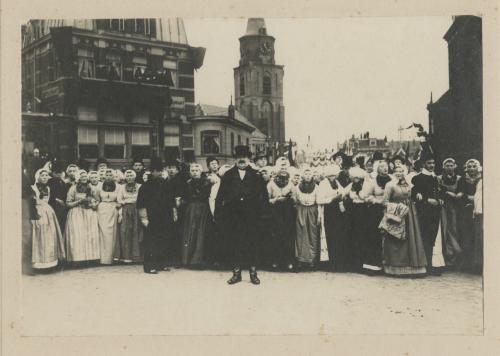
{"left": 184, "top": 17, "right": 452, "bottom": 149}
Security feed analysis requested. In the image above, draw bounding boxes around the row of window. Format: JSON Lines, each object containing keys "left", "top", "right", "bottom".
{"left": 96, "top": 19, "right": 156, "bottom": 37}
{"left": 202, "top": 131, "right": 250, "bottom": 155}
{"left": 78, "top": 126, "right": 151, "bottom": 159}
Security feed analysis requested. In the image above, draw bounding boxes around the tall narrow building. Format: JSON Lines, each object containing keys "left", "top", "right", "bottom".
{"left": 234, "top": 18, "right": 285, "bottom": 150}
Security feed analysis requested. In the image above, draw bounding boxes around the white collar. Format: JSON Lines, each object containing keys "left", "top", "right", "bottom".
{"left": 421, "top": 168, "right": 435, "bottom": 177}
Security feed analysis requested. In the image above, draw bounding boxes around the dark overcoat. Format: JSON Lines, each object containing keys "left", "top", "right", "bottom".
{"left": 215, "top": 165, "right": 267, "bottom": 266}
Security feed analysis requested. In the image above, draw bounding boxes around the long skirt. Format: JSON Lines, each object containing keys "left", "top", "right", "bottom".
{"left": 362, "top": 204, "right": 384, "bottom": 271}
{"left": 65, "top": 206, "right": 100, "bottom": 262}
{"left": 182, "top": 202, "right": 211, "bottom": 265}
{"left": 98, "top": 202, "right": 119, "bottom": 265}
{"left": 323, "top": 202, "right": 351, "bottom": 271}
{"left": 114, "top": 203, "right": 143, "bottom": 263}
{"left": 22, "top": 198, "right": 34, "bottom": 275}
{"left": 270, "top": 199, "right": 296, "bottom": 266}
{"left": 295, "top": 204, "right": 320, "bottom": 264}
{"left": 31, "top": 202, "right": 65, "bottom": 269}
{"left": 348, "top": 203, "right": 367, "bottom": 272}
{"left": 382, "top": 202, "right": 427, "bottom": 275}
{"left": 473, "top": 215, "right": 483, "bottom": 269}
{"left": 440, "top": 203, "right": 462, "bottom": 265}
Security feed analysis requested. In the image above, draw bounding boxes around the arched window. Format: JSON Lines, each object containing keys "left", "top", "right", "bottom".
{"left": 263, "top": 74, "right": 271, "bottom": 95}
{"left": 239, "top": 73, "right": 245, "bottom": 96}
{"left": 201, "top": 130, "right": 221, "bottom": 154}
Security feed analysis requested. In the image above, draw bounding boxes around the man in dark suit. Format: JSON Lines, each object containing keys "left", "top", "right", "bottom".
{"left": 215, "top": 145, "right": 268, "bottom": 285}
{"left": 137, "top": 157, "right": 177, "bottom": 274}
{"left": 411, "top": 151, "right": 444, "bottom": 275}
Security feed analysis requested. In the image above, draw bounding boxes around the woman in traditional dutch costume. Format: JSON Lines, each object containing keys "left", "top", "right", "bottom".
{"left": 181, "top": 163, "right": 213, "bottom": 267}
{"left": 64, "top": 170, "right": 100, "bottom": 265}
{"left": 381, "top": 166, "right": 427, "bottom": 276}
{"left": 267, "top": 169, "right": 296, "bottom": 271}
{"left": 114, "top": 169, "right": 143, "bottom": 263}
{"left": 292, "top": 167, "right": 320, "bottom": 268}
{"left": 97, "top": 169, "right": 121, "bottom": 265}
{"left": 31, "top": 169, "right": 66, "bottom": 270}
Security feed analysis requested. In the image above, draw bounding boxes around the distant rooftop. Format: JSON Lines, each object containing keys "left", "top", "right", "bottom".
{"left": 244, "top": 18, "right": 268, "bottom": 36}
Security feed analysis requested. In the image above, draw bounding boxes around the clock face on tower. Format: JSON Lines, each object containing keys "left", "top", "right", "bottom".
{"left": 259, "top": 41, "right": 272, "bottom": 55}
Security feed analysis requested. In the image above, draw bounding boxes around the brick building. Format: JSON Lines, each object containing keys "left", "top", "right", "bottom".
{"left": 21, "top": 19, "right": 205, "bottom": 167}
{"left": 427, "top": 15, "right": 482, "bottom": 165}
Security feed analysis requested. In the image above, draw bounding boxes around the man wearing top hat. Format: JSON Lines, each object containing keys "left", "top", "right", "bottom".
{"left": 411, "top": 149, "right": 444, "bottom": 275}
{"left": 215, "top": 145, "right": 268, "bottom": 285}
{"left": 137, "top": 156, "right": 177, "bottom": 274}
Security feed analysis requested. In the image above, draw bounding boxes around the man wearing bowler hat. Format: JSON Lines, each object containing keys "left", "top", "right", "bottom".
{"left": 215, "top": 145, "right": 268, "bottom": 285}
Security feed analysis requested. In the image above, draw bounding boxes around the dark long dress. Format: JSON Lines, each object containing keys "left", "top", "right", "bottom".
{"left": 181, "top": 178, "right": 212, "bottom": 266}
{"left": 317, "top": 179, "right": 350, "bottom": 270}
{"left": 346, "top": 187, "right": 366, "bottom": 273}
{"left": 48, "top": 176, "right": 68, "bottom": 232}
{"left": 136, "top": 176, "right": 175, "bottom": 272}
{"left": 438, "top": 174, "right": 465, "bottom": 266}
{"left": 461, "top": 175, "right": 482, "bottom": 271}
{"left": 267, "top": 181, "right": 296, "bottom": 267}
{"left": 382, "top": 180, "right": 427, "bottom": 275}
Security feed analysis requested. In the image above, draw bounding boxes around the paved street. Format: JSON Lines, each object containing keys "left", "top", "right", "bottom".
{"left": 21, "top": 266, "right": 482, "bottom": 336}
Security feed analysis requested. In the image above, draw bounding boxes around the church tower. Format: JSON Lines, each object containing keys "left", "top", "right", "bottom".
{"left": 234, "top": 18, "right": 285, "bottom": 149}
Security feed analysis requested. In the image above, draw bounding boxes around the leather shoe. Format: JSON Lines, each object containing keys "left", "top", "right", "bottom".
{"left": 249, "top": 271, "right": 260, "bottom": 285}
{"left": 227, "top": 271, "right": 242, "bottom": 285}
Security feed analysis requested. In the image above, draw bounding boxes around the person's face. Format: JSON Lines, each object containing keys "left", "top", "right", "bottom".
{"left": 166, "top": 166, "right": 179, "bottom": 178}
{"left": 466, "top": 161, "right": 479, "bottom": 175}
{"left": 132, "top": 162, "right": 143, "bottom": 172}
{"left": 394, "top": 159, "right": 403, "bottom": 167}
{"left": 39, "top": 171, "right": 49, "bottom": 184}
{"left": 303, "top": 170, "right": 313, "bottom": 182}
{"left": 33, "top": 149, "right": 40, "bottom": 157}
{"left": 292, "top": 174, "right": 301, "bottom": 185}
{"left": 261, "top": 170, "right": 270, "bottom": 182}
{"left": 105, "top": 171, "right": 114, "bottom": 182}
{"left": 320, "top": 153, "right": 326, "bottom": 160}
{"left": 67, "top": 167, "right": 77, "bottom": 179}
{"left": 143, "top": 171, "right": 150, "bottom": 182}
{"left": 79, "top": 173, "right": 88, "bottom": 184}
{"left": 443, "top": 162, "right": 456, "bottom": 175}
{"left": 208, "top": 160, "right": 219, "bottom": 173}
{"left": 125, "top": 171, "right": 135, "bottom": 183}
{"left": 335, "top": 157, "right": 343, "bottom": 166}
{"left": 151, "top": 169, "right": 162, "bottom": 178}
{"left": 378, "top": 162, "right": 389, "bottom": 176}
{"left": 89, "top": 174, "right": 99, "bottom": 185}
{"left": 190, "top": 165, "right": 202, "bottom": 179}
{"left": 313, "top": 171, "right": 321, "bottom": 182}
{"left": 365, "top": 162, "right": 374, "bottom": 173}
{"left": 236, "top": 156, "right": 249, "bottom": 170}
{"left": 394, "top": 166, "right": 405, "bottom": 180}
{"left": 97, "top": 163, "right": 107, "bottom": 171}
{"left": 279, "top": 163, "right": 288, "bottom": 173}
{"left": 256, "top": 157, "right": 267, "bottom": 168}
{"left": 424, "top": 159, "right": 435, "bottom": 172}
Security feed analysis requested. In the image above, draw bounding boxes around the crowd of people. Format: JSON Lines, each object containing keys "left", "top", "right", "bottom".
{"left": 21, "top": 144, "right": 483, "bottom": 285}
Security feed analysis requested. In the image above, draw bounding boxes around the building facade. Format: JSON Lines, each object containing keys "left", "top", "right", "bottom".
{"left": 21, "top": 19, "right": 205, "bottom": 167}
{"left": 190, "top": 103, "right": 267, "bottom": 168}
{"left": 233, "top": 18, "right": 285, "bottom": 153}
{"left": 427, "top": 15, "right": 482, "bottom": 165}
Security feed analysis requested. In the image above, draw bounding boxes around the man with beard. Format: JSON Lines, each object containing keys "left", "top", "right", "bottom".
{"left": 137, "top": 156, "right": 177, "bottom": 274}
{"left": 215, "top": 145, "right": 268, "bottom": 285}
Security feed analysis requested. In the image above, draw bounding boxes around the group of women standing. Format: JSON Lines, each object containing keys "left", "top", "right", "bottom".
{"left": 21, "top": 151, "right": 483, "bottom": 278}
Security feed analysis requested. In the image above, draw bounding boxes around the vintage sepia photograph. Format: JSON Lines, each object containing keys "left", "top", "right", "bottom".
{"left": 17, "top": 14, "right": 484, "bottom": 339}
